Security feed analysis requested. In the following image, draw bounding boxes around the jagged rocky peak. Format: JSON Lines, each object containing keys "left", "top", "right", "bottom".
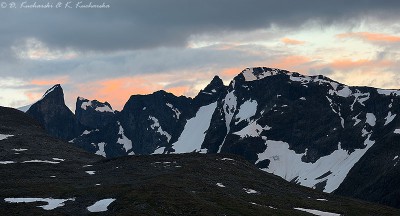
{"left": 75, "top": 97, "right": 115, "bottom": 130}
{"left": 37, "top": 84, "right": 65, "bottom": 105}
{"left": 202, "top": 75, "right": 225, "bottom": 93}
{"left": 194, "top": 75, "right": 227, "bottom": 108}
{"left": 76, "top": 97, "right": 114, "bottom": 113}
{"left": 26, "top": 84, "right": 79, "bottom": 141}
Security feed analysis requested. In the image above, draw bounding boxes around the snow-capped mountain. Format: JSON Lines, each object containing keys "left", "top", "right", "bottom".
{"left": 24, "top": 67, "right": 400, "bottom": 208}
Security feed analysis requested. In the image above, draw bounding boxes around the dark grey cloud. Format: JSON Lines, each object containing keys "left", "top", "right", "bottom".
{"left": 0, "top": 44, "right": 270, "bottom": 81}
{"left": 1, "top": 0, "right": 400, "bottom": 52}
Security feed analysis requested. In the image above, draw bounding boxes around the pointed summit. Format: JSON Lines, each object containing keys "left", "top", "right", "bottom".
{"left": 38, "top": 84, "right": 65, "bottom": 104}
{"left": 26, "top": 84, "right": 79, "bottom": 141}
{"left": 194, "top": 75, "right": 227, "bottom": 108}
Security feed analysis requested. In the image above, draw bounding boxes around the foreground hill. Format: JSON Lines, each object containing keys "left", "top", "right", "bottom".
{"left": 1, "top": 106, "right": 399, "bottom": 215}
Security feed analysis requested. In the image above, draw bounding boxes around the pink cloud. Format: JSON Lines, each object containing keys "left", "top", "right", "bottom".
{"left": 337, "top": 32, "right": 400, "bottom": 43}
{"left": 281, "top": 38, "right": 306, "bottom": 45}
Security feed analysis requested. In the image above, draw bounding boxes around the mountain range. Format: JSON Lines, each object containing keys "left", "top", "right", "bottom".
{"left": 21, "top": 67, "right": 400, "bottom": 209}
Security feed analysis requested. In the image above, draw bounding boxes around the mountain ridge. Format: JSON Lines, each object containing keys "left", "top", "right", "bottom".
{"left": 22, "top": 67, "right": 400, "bottom": 208}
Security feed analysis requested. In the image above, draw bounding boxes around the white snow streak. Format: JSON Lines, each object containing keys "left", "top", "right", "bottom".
{"left": 0, "top": 161, "right": 15, "bottom": 164}
{"left": 12, "top": 148, "right": 28, "bottom": 152}
{"left": 172, "top": 102, "right": 217, "bottom": 153}
{"left": 22, "top": 160, "right": 60, "bottom": 164}
{"left": 219, "top": 90, "right": 237, "bottom": 152}
{"left": 294, "top": 208, "right": 341, "bottom": 216}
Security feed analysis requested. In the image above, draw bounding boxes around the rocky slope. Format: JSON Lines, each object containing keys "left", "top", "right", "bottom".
{"left": 1, "top": 106, "right": 400, "bottom": 215}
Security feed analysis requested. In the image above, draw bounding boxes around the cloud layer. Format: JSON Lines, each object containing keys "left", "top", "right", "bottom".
{"left": 1, "top": 1, "right": 400, "bottom": 109}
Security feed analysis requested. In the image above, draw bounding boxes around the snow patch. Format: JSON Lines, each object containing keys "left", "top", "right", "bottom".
{"left": 95, "top": 142, "right": 107, "bottom": 157}
{"left": 152, "top": 147, "right": 165, "bottom": 155}
{"left": 22, "top": 160, "right": 60, "bottom": 164}
{"left": 326, "top": 96, "right": 344, "bottom": 128}
{"left": 0, "top": 134, "right": 14, "bottom": 141}
{"left": 385, "top": 112, "right": 397, "bottom": 126}
{"left": 335, "top": 86, "right": 352, "bottom": 97}
{"left": 166, "top": 103, "right": 181, "bottom": 119}
{"left": 352, "top": 113, "right": 362, "bottom": 126}
{"left": 0, "top": 161, "right": 15, "bottom": 164}
{"left": 257, "top": 137, "right": 375, "bottom": 193}
{"left": 377, "top": 89, "right": 400, "bottom": 96}
{"left": 82, "top": 130, "right": 91, "bottom": 135}
{"left": 12, "top": 148, "right": 28, "bottom": 152}
{"left": 87, "top": 198, "right": 116, "bottom": 213}
{"left": 95, "top": 106, "right": 114, "bottom": 113}
{"left": 81, "top": 100, "right": 113, "bottom": 113}
{"left": 149, "top": 116, "right": 172, "bottom": 142}
{"left": 316, "top": 199, "right": 328, "bottom": 202}
{"left": 4, "top": 198, "right": 75, "bottom": 210}
{"left": 365, "top": 113, "right": 376, "bottom": 127}
{"left": 350, "top": 91, "right": 370, "bottom": 111}
{"left": 235, "top": 100, "right": 258, "bottom": 124}
{"left": 116, "top": 122, "right": 133, "bottom": 152}
{"left": 219, "top": 90, "right": 238, "bottom": 152}
{"left": 243, "top": 188, "right": 258, "bottom": 194}
{"left": 241, "top": 68, "right": 281, "bottom": 82}
{"left": 18, "top": 104, "right": 32, "bottom": 112}
{"left": 234, "top": 120, "right": 271, "bottom": 138}
{"left": 221, "top": 158, "right": 235, "bottom": 161}
{"left": 216, "top": 183, "right": 225, "bottom": 188}
{"left": 172, "top": 102, "right": 217, "bottom": 153}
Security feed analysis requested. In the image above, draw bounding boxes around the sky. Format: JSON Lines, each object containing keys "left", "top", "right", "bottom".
{"left": 1, "top": 0, "right": 400, "bottom": 111}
